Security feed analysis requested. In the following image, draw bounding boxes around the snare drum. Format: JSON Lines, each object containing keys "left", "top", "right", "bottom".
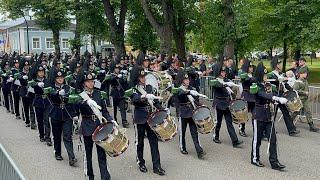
{"left": 92, "top": 122, "right": 129, "bottom": 157}
{"left": 192, "top": 106, "right": 215, "bottom": 134}
{"left": 229, "top": 100, "right": 249, "bottom": 124}
{"left": 147, "top": 110, "right": 177, "bottom": 141}
{"left": 283, "top": 91, "right": 302, "bottom": 113}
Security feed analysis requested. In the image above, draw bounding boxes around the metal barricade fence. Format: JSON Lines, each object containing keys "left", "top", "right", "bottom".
{"left": 200, "top": 76, "right": 320, "bottom": 121}
{"left": 0, "top": 144, "right": 26, "bottom": 180}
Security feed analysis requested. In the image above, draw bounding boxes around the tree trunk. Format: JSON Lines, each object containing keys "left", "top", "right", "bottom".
{"left": 74, "top": 0, "right": 81, "bottom": 54}
{"left": 294, "top": 49, "right": 301, "bottom": 61}
{"left": 91, "top": 35, "right": 96, "bottom": 55}
{"left": 52, "top": 29, "right": 60, "bottom": 57}
{"left": 222, "top": 0, "right": 235, "bottom": 59}
{"left": 283, "top": 39, "right": 288, "bottom": 73}
{"left": 268, "top": 47, "right": 273, "bottom": 60}
{"left": 172, "top": 13, "right": 186, "bottom": 61}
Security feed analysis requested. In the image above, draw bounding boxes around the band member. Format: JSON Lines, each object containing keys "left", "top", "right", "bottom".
{"left": 268, "top": 58, "right": 300, "bottom": 136}
{"left": 250, "top": 62, "right": 286, "bottom": 170}
{"left": 129, "top": 66, "right": 166, "bottom": 176}
{"left": 293, "top": 67, "right": 319, "bottom": 132}
{"left": 175, "top": 70, "right": 206, "bottom": 159}
{"left": 239, "top": 60, "right": 256, "bottom": 137}
{"left": 11, "top": 59, "right": 21, "bottom": 119}
{"left": 1, "top": 61, "right": 13, "bottom": 112}
{"left": 211, "top": 63, "right": 243, "bottom": 147}
{"left": 47, "top": 70, "right": 77, "bottom": 166}
{"left": 19, "top": 60, "right": 36, "bottom": 129}
{"left": 77, "top": 71, "right": 113, "bottom": 180}
{"left": 109, "top": 63, "right": 130, "bottom": 128}
{"left": 31, "top": 65, "right": 52, "bottom": 146}
{"left": 186, "top": 58, "right": 200, "bottom": 91}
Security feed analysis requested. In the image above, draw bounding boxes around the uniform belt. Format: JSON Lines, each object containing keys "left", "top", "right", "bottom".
{"left": 243, "top": 89, "right": 249, "bottom": 91}
{"left": 52, "top": 103, "right": 66, "bottom": 108}
{"left": 135, "top": 106, "right": 151, "bottom": 111}
{"left": 35, "top": 94, "right": 47, "bottom": 98}
{"left": 256, "top": 104, "right": 270, "bottom": 108}
{"left": 215, "top": 96, "right": 227, "bottom": 100}
{"left": 179, "top": 102, "right": 192, "bottom": 106}
{"left": 82, "top": 115, "right": 97, "bottom": 120}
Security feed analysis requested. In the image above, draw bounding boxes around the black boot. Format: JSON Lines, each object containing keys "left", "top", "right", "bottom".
{"left": 309, "top": 122, "right": 319, "bottom": 132}
{"left": 271, "top": 162, "right": 286, "bottom": 171}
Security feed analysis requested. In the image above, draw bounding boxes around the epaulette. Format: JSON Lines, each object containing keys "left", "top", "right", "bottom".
{"left": 249, "top": 83, "right": 259, "bottom": 94}
{"left": 124, "top": 88, "right": 134, "bottom": 98}
{"left": 209, "top": 79, "right": 221, "bottom": 87}
{"left": 240, "top": 73, "right": 248, "bottom": 80}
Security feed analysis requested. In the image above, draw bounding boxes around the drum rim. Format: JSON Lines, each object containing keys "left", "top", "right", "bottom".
{"left": 147, "top": 109, "right": 167, "bottom": 126}
{"left": 92, "top": 121, "right": 115, "bottom": 142}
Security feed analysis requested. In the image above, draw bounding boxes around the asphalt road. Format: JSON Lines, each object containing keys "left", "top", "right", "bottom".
{"left": 0, "top": 106, "right": 319, "bottom": 180}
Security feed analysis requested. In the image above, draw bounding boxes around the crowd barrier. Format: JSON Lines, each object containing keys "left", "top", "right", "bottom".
{"left": 199, "top": 76, "right": 320, "bottom": 121}
{"left": 0, "top": 144, "right": 26, "bottom": 180}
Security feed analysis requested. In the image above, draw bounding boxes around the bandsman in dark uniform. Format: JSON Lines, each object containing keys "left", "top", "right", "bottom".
{"left": 250, "top": 62, "right": 286, "bottom": 170}
{"left": 47, "top": 70, "right": 77, "bottom": 166}
{"left": 1, "top": 61, "right": 13, "bottom": 113}
{"left": 129, "top": 66, "right": 166, "bottom": 176}
{"left": 210, "top": 63, "right": 243, "bottom": 147}
{"left": 76, "top": 71, "right": 113, "bottom": 180}
{"left": 11, "top": 59, "right": 21, "bottom": 119}
{"left": 175, "top": 70, "right": 206, "bottom": 159}
{"left": 239, "top": 59, "right": 256, "bottom": 137}
{"left": 268, "top": 58, "right": 300, "bottom": 136}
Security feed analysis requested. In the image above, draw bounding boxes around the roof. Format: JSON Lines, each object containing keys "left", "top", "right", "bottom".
{"left": 0, "top": 17, "right": 76, "bottom": 31}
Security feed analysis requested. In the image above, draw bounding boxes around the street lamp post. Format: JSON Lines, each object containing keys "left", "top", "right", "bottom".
{"left": 22, "top": 10, "right": 30, "bottom": 54}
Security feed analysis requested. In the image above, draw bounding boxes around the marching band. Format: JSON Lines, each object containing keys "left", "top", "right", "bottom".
{"left": 0, "top": 51, "right": 318, "bottom": 180}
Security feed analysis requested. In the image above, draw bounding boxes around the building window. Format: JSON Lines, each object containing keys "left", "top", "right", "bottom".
{"left": 32, "top": 37, "right": 40, "bottom": 49}
{"left": 61, "top": 38, "right": 69, "bottom": 49}
{"left": 46, "top": 38, "right": 54, "bottom": 49}
{"left": 97, "top": 40, "right": 102, "bottom": 46}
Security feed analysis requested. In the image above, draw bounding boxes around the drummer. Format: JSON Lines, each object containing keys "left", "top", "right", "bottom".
{"left": 129, "top": 66, "right": 166, "bottom": 176}
{"left": 292, "top": 67, "right": 319, "bottom": 132}
{"left": 239, "top": 59, "right": 256, "bottom": 137}
{"left": 76, "top": 71, "right": 114, "bottom": 180}
{"left": 211, "top": 63, "right": 243, "bottom": 147}
{"left": 175, "top": 69, "right": 206, "bottom": 159}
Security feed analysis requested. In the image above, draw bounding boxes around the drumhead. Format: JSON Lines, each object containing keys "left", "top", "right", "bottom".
{"left": 149, "top": 110, "right": 166, "bottom": 126}
{"left": 193, "top": 107, "right": 210, "bottom": 121}
{"left": 284, "top": 91, "right": 297, "bottom": 101}
{"left": 230, "top": 100, "right": 246, "bottom": 111}
{"left": 94, "top": 123, "right": 114, "bottom": 141}
{"left": 145, "top": 73, "right": 159, "bottom": 90}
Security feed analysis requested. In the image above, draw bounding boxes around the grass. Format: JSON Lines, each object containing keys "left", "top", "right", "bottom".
{"left": 251, "top": 58, "right": 320, "bottom": 85}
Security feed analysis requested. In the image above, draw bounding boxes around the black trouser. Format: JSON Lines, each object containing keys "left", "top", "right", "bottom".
{"left": 251, "top": 119, "right": 278, "bottom": 164}
{"left": 215, "top": 108, "right": 239, "bottom": 144}
{"left": 22, "top": 96, "right": 35, "bottom": 125}
{"left": 113, "top": 98, "right": 127, "bottom": 124}
{"left": 83, "top": 135, "right": 110, "bottom": 180}
{"left": 240, "top": 101, "right": 255, "bottom": 132}
{"left": 278, "top": 104, "right": 296, "bottom": 133}
{"left": 35, "top": 105, "right": 51, "bottom": 140}
{"left": 51, "top": 119, "right": 75, "bottom": 160}
{"left": 134, "top": 122, "right": 161, "bottom": 169}
{"left": 179, "top": 117, "right": 203, "bottom": 153}
{"left": 13, "top": 91, "right": 20, "bottom": 116}
{"left": 3, "top": 90, "right": 10, "bottom": 111}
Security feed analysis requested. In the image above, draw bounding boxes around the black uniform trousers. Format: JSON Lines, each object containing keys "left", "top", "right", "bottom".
{"left": 34, "top": 104, "right": 51, "bottom": 140}
{"left": 278, "top": 104, "right": 296, "bottom": 133}
{"left": 112, "top": 98, "right": 127, "bottom": 124}
{"left": 239, "top": 102, "right": 255, "bottom": 131}
{"left": 13, "top": 91, "right": 20, "bottom": 117}
{"left": 251, "top": 119, "right": 278, "bottom": 164}
{"left": 179, "top": 117, "right": 203, "bottom": 153}
{"left": 51, "top": 118, "right": 75, "bottom": 160}
{"left": 3, "top": 90, "right": 10, "bottom": 111}
{"left": 22, "top": 97, "right": 35, "bottom": 125}
{"left": 134, "top": 122, "right": 161, "bottom": 169}
{"left": 83, "top": 135, "right": 110, "bottom": 180}
{"left": 214, "top": 108, "right": 239, "bottom": 144}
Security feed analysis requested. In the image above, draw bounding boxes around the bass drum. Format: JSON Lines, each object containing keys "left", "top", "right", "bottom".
{"left": 283, "top": 90, "right": 302, "bottom": 113}
{"left": 148, "top": 109, "right": 177, "bottom": 141}
{"left": 192, "top": 105, "right": 215, "bottom": 134}
{"left": 145, "top": 71, "right": 172, "bottom": 103}
{"left": 92, "top": 122, "right": 129, "bottom": 157}
{"left": 229, "top": 99, "right": 249, "bottom": 124}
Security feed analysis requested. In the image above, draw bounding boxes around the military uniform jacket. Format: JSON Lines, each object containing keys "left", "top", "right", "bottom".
{"left": 187, "top": 66, "right": 200, "bottom": 89}
{"left": 109, "top": 73, "right": 128, "bottom": 99}
{"left": 252, "top": 83, "right": 273, "bottom": 122}
{"left": 268, "top": 71, "right": 293, "bottom": 95}
{"left": 241, "top": 75, "right": 256, "bottom": 102}
{"left": 48, "top": 84, "right": 76, "bottom": 121}
{"left": 1, "top": 69, "right": 12, "bottom": 93}
{"left": 18, "top": 71, "right": 30, "bottom": 97}
{"left": 176, "top": 86, "right": 200, "bottom": 118}
{"left": 131, "top": 85, "right": 162, "bottom": 124}
{"left": 32, "top": 78, "right": 50, "bottom": 108}
{"left": 212, "top": 78, "right": 231, "bottom": 110}
{"left": 11, "top": 68, "right": 20, "bottom": 92}
{"left": 78, "top": 90, "right": 113, "bottom": 136}
{"left": 293, "top": 79, "right": 308, "bottom": 101}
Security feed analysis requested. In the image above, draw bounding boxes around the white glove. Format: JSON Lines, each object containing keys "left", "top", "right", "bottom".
{"left": 164, "top": 108, "right": 170, "bottom": 115}
{"left": 189, "top": 90, "right": 200, "bottom": 96}
{"left": 22, "top": 75, "right": 28, "bottom": 80}
{"left": 145, "top": 94, "right": 162, "bottom": 100}
{"left": 100, "top": 70, "right": 105, "bottom": 74}
{"left": 38, "top": 82, "right": 45, "bottom": 88}
{"left": 272, "top": 96, "right": 288, "bottom": 104}
{"left": 73, "top": 116, "right": 79, "bottom": 122}
{"left": 120, "top": 70, "right": 128, "bottom": 74}
{"left": 117, "top": 74, "right": 123, "bottom": 78}
{"left": 7, "top": 77, "right": 14, "bottom": 82}
{"left": 59, "top": 89, "right": 66, "bottom": 96}
{"left": 225, "top": 82, "right": 237, "bottom": 87}
{"left": 278, "top": 76, "right": 286, "bottom": 82}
